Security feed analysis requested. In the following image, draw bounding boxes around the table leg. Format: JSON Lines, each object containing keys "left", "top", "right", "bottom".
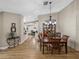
{"left": 43, "top": 43, "right": 44, "bottom": 54}
{"left": 14, "top": 39, "right": 16, "bottom": 47}
{"left": 65, "top": 43, "right": 67, "bottom": 54}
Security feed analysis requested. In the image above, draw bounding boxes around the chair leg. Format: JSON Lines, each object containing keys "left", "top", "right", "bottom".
{"left": 40, "top": 43, "right": 41, "bottom": 51}
{"left": 65, "top": 43, "right": 67, "bottom": 54}
{"left": 42, "top": 43, "right": 44, "bottom": 54}
{"left": 51, "top": 47, "right": 53, "bottom": 54}
{"left": 58, "top": 47, "right": 61, "bottom": 54}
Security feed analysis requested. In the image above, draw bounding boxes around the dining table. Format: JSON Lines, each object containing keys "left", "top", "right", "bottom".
{"left": 42, "top": 37, "right": 68, "bottom": 54}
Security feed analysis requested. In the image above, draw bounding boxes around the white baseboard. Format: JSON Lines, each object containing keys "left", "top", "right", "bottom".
{"left": 0, "top": 46, "right": 8, "bottom": 50}
{"left": 20, "top": 38, "right": 28, "bottom": 44}
{"left": 19, "top": 35, "right": 29, "bottom": 44}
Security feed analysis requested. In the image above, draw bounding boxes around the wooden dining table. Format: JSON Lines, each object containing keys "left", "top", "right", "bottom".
{"left": 42, "top": 37, "right": 68, "bottom": 54}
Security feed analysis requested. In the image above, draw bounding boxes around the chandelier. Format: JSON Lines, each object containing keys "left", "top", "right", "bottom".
{"left": 48, "top": 1, "right": 56, "bottom": 25}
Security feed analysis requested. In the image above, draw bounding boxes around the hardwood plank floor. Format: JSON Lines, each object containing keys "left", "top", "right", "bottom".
{"left": 0, "top": 36, "right": 79, "bottom": 59}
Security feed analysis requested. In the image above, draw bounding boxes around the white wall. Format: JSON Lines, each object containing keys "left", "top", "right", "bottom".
{"left": 0, "top": 12, "right": 23, "bottom": 49}
{"left": 76, "top": 0, "right": 79, "bottom": 51}
{"left": 0, "top": 12, "right": 4, "bottom": 48}
{"left": 58, "top": 1, "right": 76, "bottom": 49}
{"left": 3, "top": 12, "right": 22, "bottom": 36}
{"left": 0, "top": 12, "right": 3, "bottom": 39}
{"left": 20, "top": 17, "right": 28, "bottom": 44}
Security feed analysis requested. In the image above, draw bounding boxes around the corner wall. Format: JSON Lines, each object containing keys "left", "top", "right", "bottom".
{"left": 38, "top": 0, "right": 79, "bottom": 51}
{"left": 58, "top": 1, "right": 77, "bottom": 49}
{"left": 76, "top": 0, "right": 79, "bottom": 51}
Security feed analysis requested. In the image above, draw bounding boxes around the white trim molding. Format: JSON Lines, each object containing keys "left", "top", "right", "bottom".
{"left": 0, "top": 46, "right": 8, "bottom": 50}
{"left": 19, "top": 34, "right": 29, "bottom": 44}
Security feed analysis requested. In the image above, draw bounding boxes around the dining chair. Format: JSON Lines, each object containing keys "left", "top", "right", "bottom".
{"left": 50, "top": 39, "right": 61, "bottom": 54}
{"left": 55, "top": 32, "right": 61, "bottom": 37}
{"left": 38, "top": 33, "right": 43, "bottom": 51}
{"left": 38, "top": 33, "right": 49, "bottom": 54}
{"left": 60, "top": 35, "right": 69, "bottom": 53}
{"left": 62, "top": 35, "right": 69, "bottom": 42}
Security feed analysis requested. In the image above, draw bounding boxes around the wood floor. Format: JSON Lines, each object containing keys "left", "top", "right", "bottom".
{"left": 0, "top": 36, "right": 79, "bottom": 59}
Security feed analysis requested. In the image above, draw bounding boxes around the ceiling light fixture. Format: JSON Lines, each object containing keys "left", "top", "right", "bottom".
{"left": 49, "top": 1, "right": 56, "bottom": 25}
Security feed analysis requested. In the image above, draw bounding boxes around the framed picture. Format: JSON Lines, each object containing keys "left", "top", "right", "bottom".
{"left": 11, "top": 23, "right": 16, "bottom": 32}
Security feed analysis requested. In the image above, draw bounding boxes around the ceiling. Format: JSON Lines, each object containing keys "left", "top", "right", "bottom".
{"left": 0, "top": 0, "right": 73, "bottom": 22}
